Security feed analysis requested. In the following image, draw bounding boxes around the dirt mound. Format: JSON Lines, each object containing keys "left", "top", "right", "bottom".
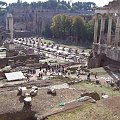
{"left": 100, "top": 96, "right": 120, "bottom": 116}
{"left": 81, "top": 91, "right": 100, "bottom": 101}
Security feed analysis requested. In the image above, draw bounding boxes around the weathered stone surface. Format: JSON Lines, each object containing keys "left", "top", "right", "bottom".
{"left": 88, "top": 43, "right": 120, "bottom": 68}
{"left": 81, "top": 91, "right": 100, "bottom": 101}
{"left": 91, "top": 0, "right": 120, "bottom": 68}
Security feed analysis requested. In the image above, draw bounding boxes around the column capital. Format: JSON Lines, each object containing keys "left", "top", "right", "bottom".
{"left": 108, "top": 13, "right": 114, "bottom": 17}
{"left": 100, "top": 14, "right": 106, "bottom": 19}
{"left": 93, "top": 13, "right": 99, "bottom": 20}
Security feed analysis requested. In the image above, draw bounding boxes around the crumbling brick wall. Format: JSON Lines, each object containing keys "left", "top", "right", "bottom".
{"left": 0, "top": 54, "right": 41, "bottom": 68}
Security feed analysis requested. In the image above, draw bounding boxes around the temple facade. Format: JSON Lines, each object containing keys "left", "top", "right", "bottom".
{"left": 88, "top": 0, "right": 120, "bottom": 68}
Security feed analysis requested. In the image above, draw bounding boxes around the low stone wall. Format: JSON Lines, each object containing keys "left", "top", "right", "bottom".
{"left": 87, "top": 53, "right": 107, "bottom": 68}
{"left": 0, "top": 54, "right": 42, "bottom": 68}
{"left": 93, "top": 44, "right": 120, "bottom": 62}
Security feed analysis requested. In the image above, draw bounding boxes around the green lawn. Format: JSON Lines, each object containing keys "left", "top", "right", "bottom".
{"left": 42, "top": 39, "right": 55, "bottom": 44}
{"left": 73, "top": 82, "right": 120, "bottom": 97}
{"left": 48, "top": 103, "right": 120, "bottom": 120}
{"left": 90, "top": 67, "right": 109, "bottom": 76}
{"left": 41, "top": 38, "right": 91, "bottom": 53}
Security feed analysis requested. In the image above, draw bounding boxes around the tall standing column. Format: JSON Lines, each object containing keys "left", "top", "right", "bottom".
{"left": 9, "top": 15, "right": 13, "bottom": 43}
{"left": 33, "top": 11, "right": 37, "bottom": 34}
{"left": 6, "top": 17, "right": 8, "bottom": 30}
{"left": 115, "top": 14, "right": 120, "bottom": 47}
{"left": 107, "top": 14, "right": 113, "bottom": 46}
{"left": 99, "top": 14, "right": 105, "bottom": 44}
{"left": 93, "top": 14, "right": 98, "bottom": 44}
{"left": 37, "top": 38, "right": 41, "bottom": 52}
{"left": 7, "top": 13, "right": 15, "bottom": 50}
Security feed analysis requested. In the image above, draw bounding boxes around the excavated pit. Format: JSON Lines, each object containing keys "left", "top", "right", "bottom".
{"left": 0, "top": 111, "right": 37, "bottom": 120}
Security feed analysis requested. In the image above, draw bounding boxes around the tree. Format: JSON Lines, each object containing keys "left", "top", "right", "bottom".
{"left": 0, "top": 1, "right": 7, "bottom": 15}
{"left": 44, "top": 24, "right": 53, "bottom": 38}
{"left": 72, "top": 2, "right": 96, "bottom": 11}
{"left": 47, "top": 0, "right": 58, "bottom": 10}
{"left": 37, "top": 1, "right": 42, "bottom": 8}
{"left": 0, "top": 1, "right": 7, "bottom": 7}
{"left": 51, "top": 14, "right": 71, "bottom": 39}
{"left": 85, "top": 20, "right": 94, "bottom": 43}
{"left": 58, "top": 3, "right": 68, "bottom": 10}
{"left": 71, "top": 16, "right": 86, "bottom": 43}
{"left": 22, "top": 2, "right": 29, "bottom": 7}
{"left": 30, "top": 2, "right": 37, "bottom": 8}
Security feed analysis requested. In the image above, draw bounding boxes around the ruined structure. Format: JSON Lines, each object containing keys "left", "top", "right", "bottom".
{"left": 88, "top": 0, "right": 120, "bottom": 68}
{"left": 7, "top": 1, "right": 93, "bottom": 37}
{"left": 6, "top": 13, "right": 13, "bottom": 42}
{"left": 5, "top": 13, "right": 15, "bottom": 50}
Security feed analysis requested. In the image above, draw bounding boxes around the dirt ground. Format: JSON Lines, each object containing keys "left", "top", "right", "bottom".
{"left": 0, "top": 84, "right": 81, "bottom": 116}
{"left": 0, "top": 76, "right": 120, "bottom": 120}
{"left": 47, "top": 96, "right": 120, "bottom": 120}
{"left": 99, "top": 96, "right": 120, "bottom": 117}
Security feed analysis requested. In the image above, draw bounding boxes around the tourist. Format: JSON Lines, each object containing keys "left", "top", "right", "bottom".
{"left": 82, "top": 50, "right": 84, "bottom": 53}
{"left": 26, "top": 74, "right": 30, "bottom": 82}
{"left": 95, "top": 72, "right": 97, "bottom": 79}
{"left": 87, "top": 72, "right": 91, "bottom": 80}
{"left": 39, "top": 73, "right": 41, "bottom": 77}
{"left": 77, "top": 71, "right": 80, "bottom": 78}
{"left": 39, "top": 66, "right": 42, "bottom": 71}
{"left": 68, "top": 70, "right": 71, "bottom": 76}
{"left": 44, "top": 70, "right": 47, "bottom": 76}
{"left": 41, "top": 73, "right": 43, "bottom": 79}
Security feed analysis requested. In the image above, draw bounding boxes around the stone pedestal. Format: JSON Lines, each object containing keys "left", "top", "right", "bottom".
{"left": 8, "top": 59, "right": 14, "bottom": 66}
{"left": 8, "top": 42, "right": 15, "bottom": 50}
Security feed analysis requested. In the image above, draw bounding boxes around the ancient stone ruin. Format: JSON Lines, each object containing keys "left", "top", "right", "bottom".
{"left": 88, "top": 0, "right": 120, "bottom": 68}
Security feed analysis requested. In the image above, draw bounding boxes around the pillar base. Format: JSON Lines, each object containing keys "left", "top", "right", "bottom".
{"left": 8, "top": 42, "right": 15, "bottom": 50}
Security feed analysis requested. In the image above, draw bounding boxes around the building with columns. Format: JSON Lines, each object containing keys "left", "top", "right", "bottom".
{"left": 88, "top": 0, "right": 120, "bottom": 68}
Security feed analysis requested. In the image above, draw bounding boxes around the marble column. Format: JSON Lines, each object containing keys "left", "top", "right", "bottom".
{"left": 93, "top": 14, "right": 98, "bottom": 44}
{"left": 37, "top": 38, "right": 41, "bottom": 48}
{"left": 107, "top": 14, "right": 113, "bottom": 46}
{"left": 9, "top": 15, "right": 13, "bottom": 43}
{"left": 6, "top": 17, "right": 8, "bottom": 30}
{"left": 33, "top": 11, "right": 37, "bottom": 33}
{"left": 99, "top": 15, "right": 105, "bottom": 44}
{"left": 115, "top": 14, "right": 120, "bottom": 47}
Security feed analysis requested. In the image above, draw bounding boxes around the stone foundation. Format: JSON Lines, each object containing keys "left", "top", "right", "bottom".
{"left": 0, "top": 54, "right": 41, "bottom": 68}
{"left": 88, "top": 44, "right": 120, "bottom": 68}
{"left": 93, "top": 43, "right": 120, "bottom": 62}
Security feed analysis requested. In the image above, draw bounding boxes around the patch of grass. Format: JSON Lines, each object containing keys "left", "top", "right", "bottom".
{"left": 52, "top": 76, "right": 74, "bottom": 83}
{"left": 42, "top": 39, "right": 55, "bottom": 44}
{"left": 90, "top": 67, "right": 108, "bottom": 76}
{"left": 41, "top": 38, "right": 91, "bottom": 52}
{"left": 48, "top": 103, "right": 120, "bottom": 120}
{"left": 73, "top": 82, "right": 120, "bottom": 97}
